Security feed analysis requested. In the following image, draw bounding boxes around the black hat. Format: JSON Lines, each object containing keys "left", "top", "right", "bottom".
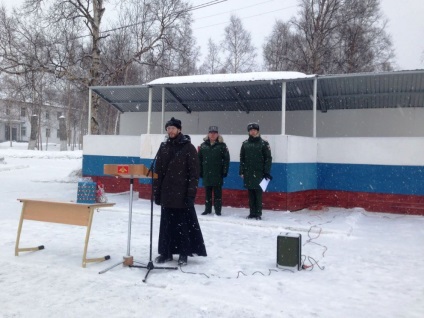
{"left": 165, "top": 117, "right": 182, "bottom": 130}
{"left": 208, "top": 126, "right": 218, "bottom": 133}
{"left": 247, "top": 122, "right": 259, "bottom": 131}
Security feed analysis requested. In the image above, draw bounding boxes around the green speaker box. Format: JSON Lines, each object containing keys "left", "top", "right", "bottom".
{"left": 277, "top": 233, "right": 302, "bottom": 270}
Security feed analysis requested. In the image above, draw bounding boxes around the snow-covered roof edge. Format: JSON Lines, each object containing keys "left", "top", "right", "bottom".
{"left": 147, "top": 71, "right": 315, "bottom": 86}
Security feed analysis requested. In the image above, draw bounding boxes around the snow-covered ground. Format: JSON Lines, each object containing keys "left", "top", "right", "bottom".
{"left": 0, "top": 142, "right": 423, "bottom": 318}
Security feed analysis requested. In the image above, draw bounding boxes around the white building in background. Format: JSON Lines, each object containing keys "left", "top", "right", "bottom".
{"left": 0, "top": 98, "right": 69, "bottom": 144}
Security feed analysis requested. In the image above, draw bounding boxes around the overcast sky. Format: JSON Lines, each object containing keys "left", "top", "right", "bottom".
{"left": 2, "top": 0, "right": 423, "bottom": 72}
{"left": 191, "top": 0, "right": 424, "bottom": 71}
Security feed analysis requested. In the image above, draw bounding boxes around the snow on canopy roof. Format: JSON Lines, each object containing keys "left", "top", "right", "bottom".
{"left": 91, "top": 70, "right": 424, "bottom": 113}
{"left": 147, "top": 71, "right": 315, "bottom": 86}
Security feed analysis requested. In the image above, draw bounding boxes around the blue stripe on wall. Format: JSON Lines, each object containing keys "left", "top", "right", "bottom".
{"left": 318, "top": 163, "right": 424, "bottom": 195}
{"left": 83, "top": 155, "right": 314, "bottom": 192}
{"left": 83, "top": 155, "right": 424, "bottom": 195}
{"left": 287, "top": 163, "right": 317, "bottom": 192}
{"left": 202, "top": 162, "right": 290, "bottom": 191}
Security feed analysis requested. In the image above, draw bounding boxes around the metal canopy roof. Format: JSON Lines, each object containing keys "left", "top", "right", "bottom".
{"left": 91, "top": 70, "right": 424, "bottom": 114}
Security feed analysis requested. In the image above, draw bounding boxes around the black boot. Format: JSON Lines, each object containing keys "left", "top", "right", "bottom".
{"left": 178, "top": 255, "right": 188, "bottom": 266}
{"left": 201, "top": 211, "right": 212, "bottom": 215}
{"left": 215, "top": 211, "right": 221, "bottom": 216}
{"left": 155, "top": 254, "right": 173, "bottom": 264}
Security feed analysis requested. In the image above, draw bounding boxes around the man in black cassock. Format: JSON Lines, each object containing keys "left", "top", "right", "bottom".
{"left": 153, "top": 117, "right": 207, "bottom": 266}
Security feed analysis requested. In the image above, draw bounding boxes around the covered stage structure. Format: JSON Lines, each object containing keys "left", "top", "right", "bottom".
{"left": 84, "top": 70, "right": 424, "bottom": 214}
{"left": 90, "top": 70, "right": 424, "bottom": 137}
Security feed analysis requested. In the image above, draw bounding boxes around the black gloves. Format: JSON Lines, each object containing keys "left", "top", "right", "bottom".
{"left": 185, "top": 196, "right": 195, "bottom": 207}
{"left": 154, "top": 195, "right": 161, "bottom": 206}
{"left": 264, "top": 173, "right": 273, "bottom": 181}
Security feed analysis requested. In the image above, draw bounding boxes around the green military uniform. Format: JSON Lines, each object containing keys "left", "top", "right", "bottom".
{"left": 198, "top": 135, "right": 230, "bottom": 215}
{"left": 239, "top": 132, "right": 272, "bottom": 218}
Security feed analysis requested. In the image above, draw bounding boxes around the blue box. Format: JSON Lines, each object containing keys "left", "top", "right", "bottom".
{"left": 77, "top": 181, "right": 97, "bottom": 204}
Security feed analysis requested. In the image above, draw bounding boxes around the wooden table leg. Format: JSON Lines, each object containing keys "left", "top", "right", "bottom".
{"left": 15, "top": 202, "right": 45, "bottom": 256}
{"left": 15, "top": 203, "right": 25, "bottom": 256}
{"left": 82, "top": 207, "right": 110, "bottom": 268}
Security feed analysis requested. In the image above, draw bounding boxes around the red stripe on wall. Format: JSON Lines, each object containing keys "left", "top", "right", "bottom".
{"left": 315, "top": 190, "right": 424, "bottom": 215}
{"left": 92, "top": 176, "right": 424, "bottom": 215}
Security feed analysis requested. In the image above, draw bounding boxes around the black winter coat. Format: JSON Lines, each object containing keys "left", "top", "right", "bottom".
{"left": 153, "top": 133, "right": 199, "bottom": 208}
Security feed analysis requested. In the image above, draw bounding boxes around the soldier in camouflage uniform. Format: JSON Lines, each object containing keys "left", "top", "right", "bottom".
{"left": 198, "top": 126, "right": 230, "bottom": 216}
{"left": 239, "top": 123, "right": 272, "bottom": 220}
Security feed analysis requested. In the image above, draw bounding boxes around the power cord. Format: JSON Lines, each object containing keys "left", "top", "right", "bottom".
{"left": 178, "top": 266, "right": 294, "bottom": 279}
{"left": 299, "top": 221, "right": 329, "bottom": 271}
{"left": 301, "top": 255, "right": 325, "bottom": 271}
{"left": 304, "top": 225, "right": 328, "bottom": 258}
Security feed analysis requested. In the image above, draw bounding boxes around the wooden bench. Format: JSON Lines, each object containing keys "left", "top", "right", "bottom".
{"left": 16, "top": 198, "right": 115, "bottom": 267}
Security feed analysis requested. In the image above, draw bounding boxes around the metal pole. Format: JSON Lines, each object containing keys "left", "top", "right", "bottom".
{"left": 281, "top": 82, "right": 286, "bottom": 135}
{"left": 161, "top": 88, "right": 165, "bottom": 131}
{"left": 313, "top": 77, "right": 317, "bottom": 138}
{"left": 98, "top": 176, "right": 143, "bottom": 274}
{"left": 88, "top": 88, "right": 92, "bottom": 135}
{"left": 147, "top": 87, "right": 153, "bottom": 134}
{"left": 127, "top": 179, "right": 134, "bottom": 255}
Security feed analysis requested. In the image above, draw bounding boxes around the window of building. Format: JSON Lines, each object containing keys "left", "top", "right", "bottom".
{"left": 21, "top": 126, "right": 26, "bottom": 137}
{"left": 21, "top": 107, "right": 26, "bottom": 117}
{"left": 5, "top": 125, "right": 10, "bottom": 139}
{"left": 57, "top": 111, "right": 62, "bottom": 119}
{"left": 46, "top": 128, "right": 50, "bottom": 138}
{"left": 46, "top": 111, "right": 50, "bottom": 120}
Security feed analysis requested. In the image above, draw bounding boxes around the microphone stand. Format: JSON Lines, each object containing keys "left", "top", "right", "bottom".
{"left": 98, "top": 173, "right": 144, "bottom": 274}
{"left": 130, "top": 144, "right": 178, "bottom": 282}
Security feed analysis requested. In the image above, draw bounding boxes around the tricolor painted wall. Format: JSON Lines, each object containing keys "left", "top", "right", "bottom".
{"left": 82, "top": 135, "right": 424, "bottom": 215}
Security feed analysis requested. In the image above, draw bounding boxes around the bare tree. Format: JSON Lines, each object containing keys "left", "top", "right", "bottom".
{"left": 262, "top": 0, "right": 394, "bottom": 74}
{"left": 139, "top": 10, "right": 200, "bottom": 80}
{"left": 333, "top": 0, "right": 394, "bottom": 73}
{"left": 291, "top": 0, "right": 341, "bottom": 74}
{"left": 166, "top": 16, "right": 200, "bottom": 76}
{"left": 0, "top": 0, "right": 194, "bottom": 134}
{"left": 263, "top": 21, "right": 297, "bottom": 71}
{"left": 222, "top": 15, "right": 257, "bottom": 73}
{"left": 199, "top": 38, "right": 223, "bottom": 74}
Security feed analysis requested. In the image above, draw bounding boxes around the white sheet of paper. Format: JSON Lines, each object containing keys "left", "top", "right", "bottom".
{"left": 259, "top": 178, "right": 270, "bottom": 192}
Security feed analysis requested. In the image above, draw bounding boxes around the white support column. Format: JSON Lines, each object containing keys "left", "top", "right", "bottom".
{"left": 313, "top": 77, "right": 317, "bottom": 138}
{"left": 147, "top": 87, "right": 153, "bottom": 134}
{"left": 281, "top": 81, "right": 287, "bottom": 135}
{"left": 88, "top": 88, "right": 92, "bottom": 135}
{"left": 161, "top": 87, "right": 165, "bottom": 132}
